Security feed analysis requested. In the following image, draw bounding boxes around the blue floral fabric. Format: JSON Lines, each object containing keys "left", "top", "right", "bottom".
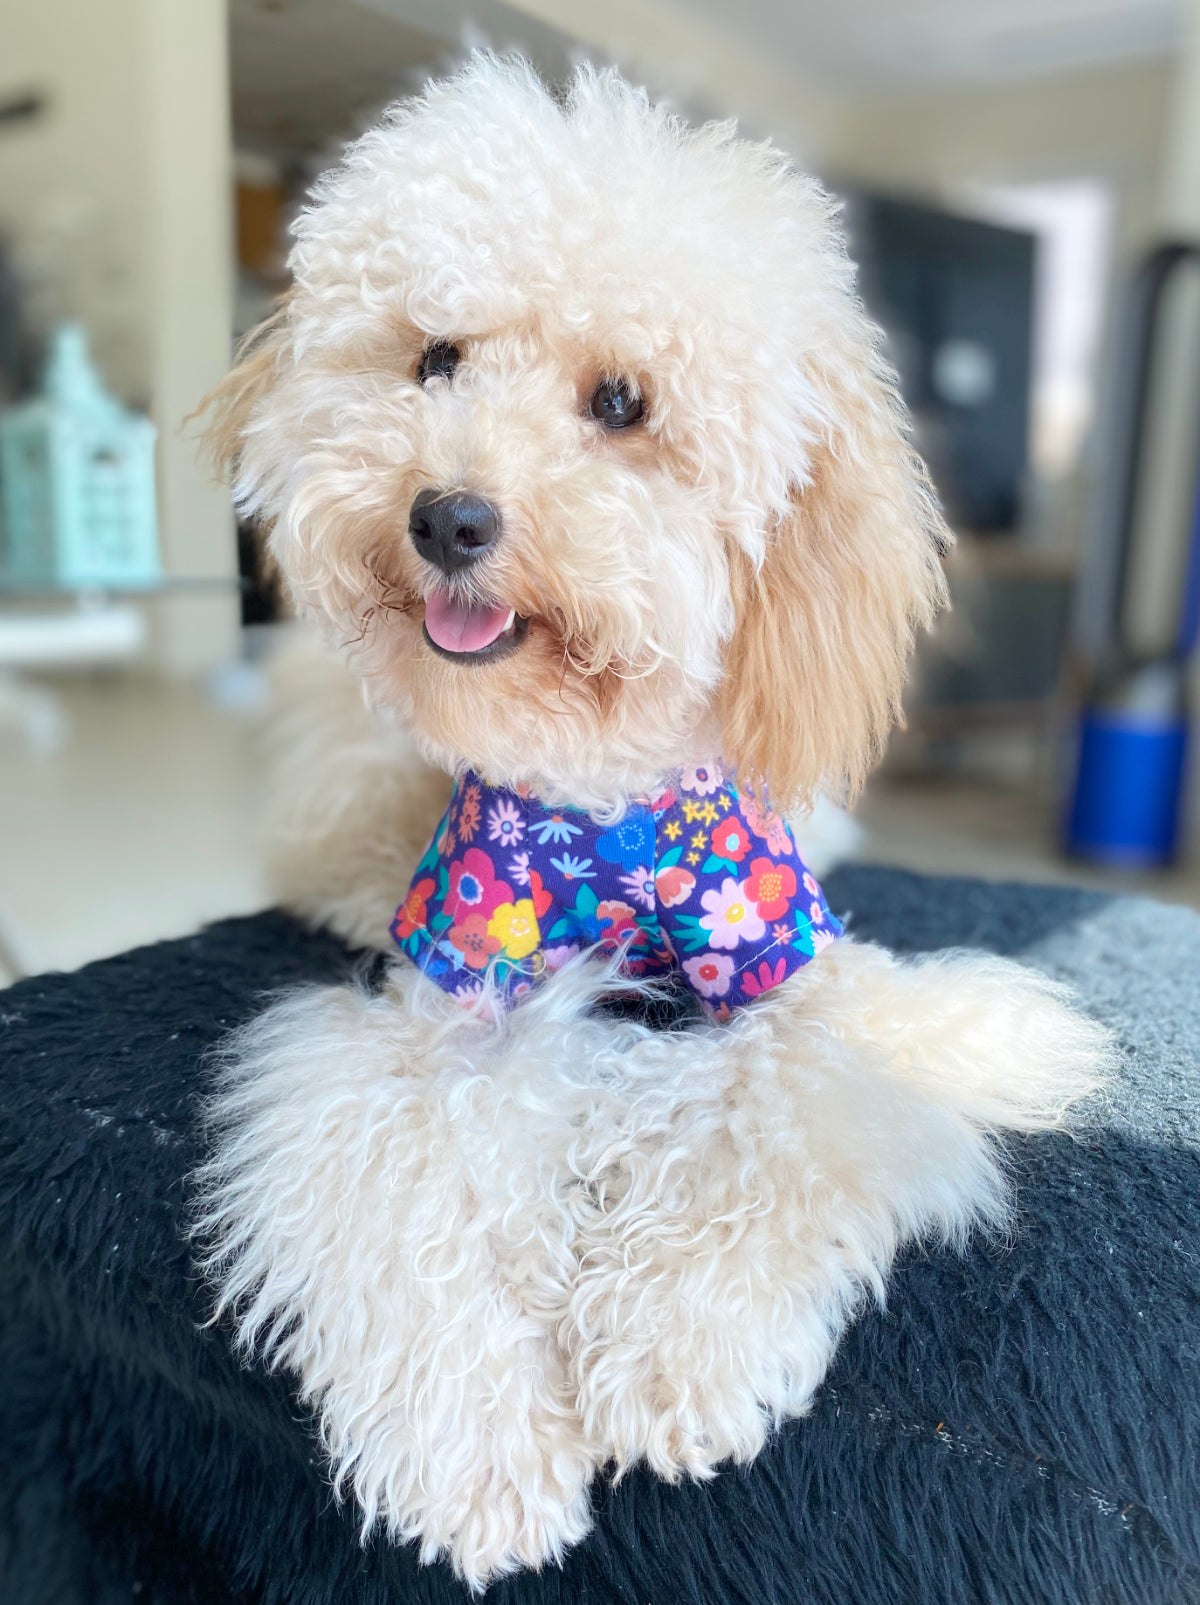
{"left": 390, "top": 760, "right": 842, "bottom": 1019}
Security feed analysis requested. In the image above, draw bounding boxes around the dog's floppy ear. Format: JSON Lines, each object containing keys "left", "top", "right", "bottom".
{"left": 720, "top": 337, "right": 950, "bottom": 815}
{"left": 193, "top": 296, "right": 293, "bottom": 480}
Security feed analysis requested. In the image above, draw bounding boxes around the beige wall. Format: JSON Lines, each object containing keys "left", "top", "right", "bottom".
{"left": 0, "top": 0, "right": 239, "bottom": 673}
{"left": 0, "top": 0, "right": 154, "bottom": 401}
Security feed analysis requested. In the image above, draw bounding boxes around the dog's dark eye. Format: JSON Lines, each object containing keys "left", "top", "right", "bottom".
{"left": 417, "top": 341, "right": 461, "bottom": 385}
{"left": 589, "top": 378, "right": 644, "bottom": 430}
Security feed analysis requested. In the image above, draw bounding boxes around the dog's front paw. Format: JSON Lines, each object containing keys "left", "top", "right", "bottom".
{"left": 368, "top": 1373, "right": 598, "bottom": 1589}
{"left": 564, "top": 993, "right": 1016, "bottom": 1483}
{"left": 568, "top": 1217, "right": 843, "bottom": 1481}
{"left": 196, "top": 976, "right": 603, "bottom": 1588}
{"left": 416, "top": 1447, "right": 595, "bottom": 1589}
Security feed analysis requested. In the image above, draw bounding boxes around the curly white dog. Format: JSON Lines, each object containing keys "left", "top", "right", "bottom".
{"left": 196, "top": 55, "right": 1108, "bottom": 1589}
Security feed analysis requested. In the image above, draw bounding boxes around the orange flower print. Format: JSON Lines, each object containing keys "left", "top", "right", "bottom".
{"left": 710, "top": 816, "right": 751, "bottom": 863}
{"left": 745, "top": 856, "right": 798, "bottom": 921}
{"left": 448, "top": 913, "right": 502, "bottom": 969}
{"left": 596, "top": 899, "right": 645, "bottom": 949}
{"left": 655, "top": 863, "right": 696, "bottom": 908}
{"left": 527, "top": 868, "right": 553, "bottom": 919}
{"left": 392, "top": 876, "right": 434, "bottom": 941}
{"left": 457, "top": 782, "right": 482, "bottom": 841}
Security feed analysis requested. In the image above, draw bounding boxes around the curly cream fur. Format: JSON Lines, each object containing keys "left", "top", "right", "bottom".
{"left": 195, "top": 54, "right": 1110, "bottom": 1588}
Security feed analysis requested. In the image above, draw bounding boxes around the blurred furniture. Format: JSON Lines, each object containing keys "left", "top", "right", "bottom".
{"left": 1067, "top": 242, "right": 1200, "bottom": 868}
{"left": 0, "top": 600, "right": 148, "bottom": 755}
{"left": 849, "top": 193, "right": 1035, "bottom": 533}
{"left": 848, "top": 193, "right": 1072, "bottom": 776}
{"left": 2, "top": 870, "right": 1197, "bottom": 1605}
{"left": 917, "top": 537, "right": 1075, "bottom": 734}
{"left": 0, "top": 323, "right": 159, "bottom": 593}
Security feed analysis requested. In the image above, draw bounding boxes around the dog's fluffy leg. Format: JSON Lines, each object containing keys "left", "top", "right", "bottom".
{"left": 195, "top": 962, "right": 641, "bottom": 1589}
{"left": 569, "top": 942, "right": 1110, "bottom": 1481}
{"left": 262, "top": 628, "right": 451, "bottom": 950}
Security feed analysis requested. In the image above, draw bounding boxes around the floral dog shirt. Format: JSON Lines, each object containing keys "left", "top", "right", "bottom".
{"left": 390, "top": 760, "right": 842, "bottom": 1019}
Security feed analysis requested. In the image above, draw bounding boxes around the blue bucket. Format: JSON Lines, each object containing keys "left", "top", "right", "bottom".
{"left": 1066, "top": 703, "right": 1188, "bottom": 867}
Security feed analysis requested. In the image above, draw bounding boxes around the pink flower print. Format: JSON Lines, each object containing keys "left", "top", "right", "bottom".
{"left": 655, "top": 863, "right": 696, "bottom": 908}
{"left": 445, "top": 846, "right": 512, "bottom": 922}
{"left": 487, "top": 796, "right": 525, "bottom": 847}
{"left": 543, "top": 942, "right": 581, "bottom": 972}
{"left": 699, "top": 878, "right": 767, "bottom": 949}
{"left": 771, "top": 921, "right": 794, "bottom": 945}
{"left": 620, "top": 865, "right": 657, "bottom": 911}
{"left": 680, "top": 761, "right": 723, "bottom": 796}
{"left": 744, "top": 797, "right": 794, "bottom": 857}
{"left": 812, "top": 926, "right": 837, "bottom": 955}
{"left": 741, "top": 957, "right": 787, "bottom": 998}
{"left": 508, "top": 850, "right": 531, "bottom": 886}
{"left": 803, "top": 871, "right": 820, "bottom": 897}
{"left": 682, "top": 952, "right": 735, "bottom": 999}
{"left": 810, "top": 899, "right": 825, "bottom": 924}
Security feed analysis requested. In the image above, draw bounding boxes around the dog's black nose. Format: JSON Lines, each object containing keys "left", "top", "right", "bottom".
{"left": 408, "top": 489, "right": 499, "bottom": 574}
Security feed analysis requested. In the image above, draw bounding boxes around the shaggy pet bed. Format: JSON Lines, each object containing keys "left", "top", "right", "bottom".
{"left": 1, "top": 865, "right": 1198, "bottom": 1605}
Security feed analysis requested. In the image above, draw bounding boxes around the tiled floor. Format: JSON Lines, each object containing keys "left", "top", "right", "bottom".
{"left": 0, "top": 672, "right": 1197, "bottom": 986}
{"left": 856, "top": 769, "right": 1200, "bottom": 910}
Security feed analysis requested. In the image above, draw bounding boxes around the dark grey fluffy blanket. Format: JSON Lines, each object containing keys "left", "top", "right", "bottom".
{"left": 1, "top": 866, "right": 1199, "bottom": 1605}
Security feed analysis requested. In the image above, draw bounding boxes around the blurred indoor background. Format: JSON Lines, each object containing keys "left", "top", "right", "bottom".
{"left": 3, "top": 0, "right": 1200, "bottom": 981}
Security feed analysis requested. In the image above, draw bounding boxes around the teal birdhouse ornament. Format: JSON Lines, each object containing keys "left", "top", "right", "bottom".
{"left": 0, "top": 323, "right": 160, "bottom": 590}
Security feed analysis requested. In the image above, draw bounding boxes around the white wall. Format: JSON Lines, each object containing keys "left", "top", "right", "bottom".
{"left": 827, "top": 56, "right": 1171, "bottom": 259}
{"left": 0, "top": 0, "right": 239, "bottom": 674}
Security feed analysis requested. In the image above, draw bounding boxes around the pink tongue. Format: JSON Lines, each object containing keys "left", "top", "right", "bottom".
{"left": 424, "top": 589, "right": 513, "bottom": 654}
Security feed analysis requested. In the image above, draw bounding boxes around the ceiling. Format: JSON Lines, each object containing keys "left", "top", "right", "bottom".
{"left": 679, "top": 0, "right": 1182, "bottom": 89}
{"left": 229, "top": 0, "right": 1184, "bottom": 163}
{"left": 228, "top": 0, "right": 571, "bottom": 162}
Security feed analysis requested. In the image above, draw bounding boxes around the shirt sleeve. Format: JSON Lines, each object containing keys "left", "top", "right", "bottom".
{"left": 652, "top": 778, "right": 842, "bottom": 1018}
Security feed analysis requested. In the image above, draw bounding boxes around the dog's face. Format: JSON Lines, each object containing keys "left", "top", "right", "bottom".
{"left": 210, "top": 57, "right": 948, "bottom": 812}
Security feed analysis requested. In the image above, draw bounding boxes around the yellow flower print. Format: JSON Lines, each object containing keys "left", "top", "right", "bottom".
{"left": 664, "top": 820, "right": 682, "bottom": 841}
{"left": 681, "top": 800, "right": 703, "bottom": 823}
{"left": 718, "top": 793, "right": 731, "bottom": 810}
{"left": 687, "top": 851, "right": 701, "bottom": 865}
{"left": 691, "top": 831, "right": 707, "bottom": 849}
{"left": 699, "top": 801, "right": 719, "bottom": 826}
{"left": 487, "top": 899, "right": 540, "bottom": 960}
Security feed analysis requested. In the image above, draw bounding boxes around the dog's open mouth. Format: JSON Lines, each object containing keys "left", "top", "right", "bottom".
{"left": 422, "top": 588, "right": 529, "bottom": 664}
